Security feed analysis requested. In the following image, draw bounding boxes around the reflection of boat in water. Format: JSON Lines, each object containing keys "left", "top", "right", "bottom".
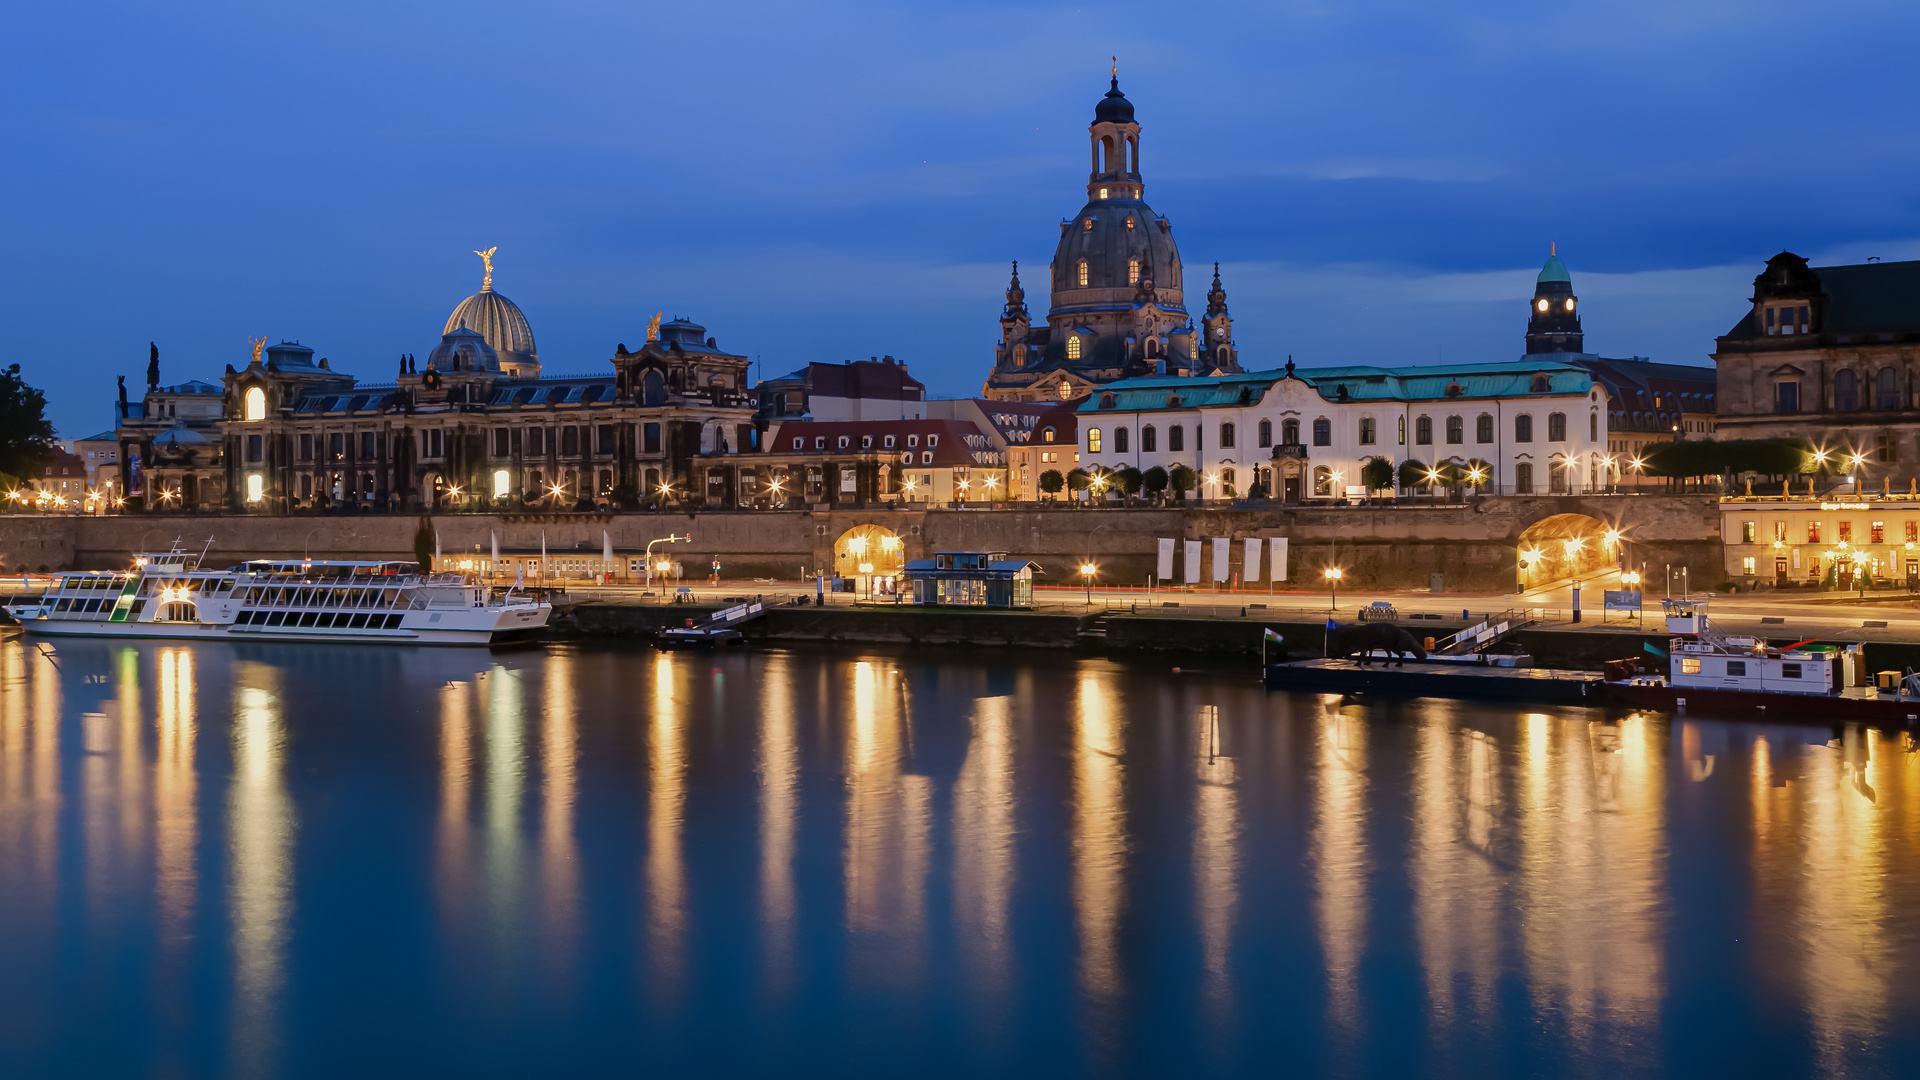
{"left": 4, "top": 542, "right": 549, "bottom": 646}
{"left": 1604, "top": 598, "right": 1920, "bottom": 722}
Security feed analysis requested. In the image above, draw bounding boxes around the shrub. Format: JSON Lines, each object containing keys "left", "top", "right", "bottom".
{"left": 1397, "top": 459, "right": 1428, "bottom": 490}
{"left": 1360, "top": 457, "right": 1394, "bottom": 492}
{"left": 1142, "top": 466, "right": 1169, "bottom": 494}
{"left": 1169, "top": 465, "right": 1197, "bottom": 497}
{"left": 1039, "top": 470, "right": 1065, "bottom": 496}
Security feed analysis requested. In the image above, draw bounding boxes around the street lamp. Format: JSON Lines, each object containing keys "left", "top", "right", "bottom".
{"left": 1080, "top": 561, "right": 1097, "bottom": 604}
{"left": 1323, "top": 566, "right": 1343, "bottom": 611}
{"left": 645, "top": 533, "right": 691, "bottom": 595}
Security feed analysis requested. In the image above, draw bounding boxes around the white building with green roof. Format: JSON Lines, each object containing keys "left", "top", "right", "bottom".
{"left": 1075, "top": 358, "right": 1607, "bottom": 501}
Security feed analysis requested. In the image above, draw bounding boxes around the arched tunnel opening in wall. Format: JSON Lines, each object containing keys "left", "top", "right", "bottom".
{"left": 1516, "top": 512, "right": 1616, "bottom": 589}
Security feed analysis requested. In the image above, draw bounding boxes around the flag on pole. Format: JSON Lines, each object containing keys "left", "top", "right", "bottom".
{"left": 1263, "top": 628, "right": 1284, "bottom": 643}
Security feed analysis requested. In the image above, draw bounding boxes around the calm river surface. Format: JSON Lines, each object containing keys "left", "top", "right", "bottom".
{"left": 1, "top": 637, "right": 1918, "bottom": 1078}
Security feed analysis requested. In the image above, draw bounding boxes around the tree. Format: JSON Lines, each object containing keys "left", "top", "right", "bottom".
{"left": 1465, "top": 458, "right": 1493, "bottom": 489}
{"left": 0, "top": 364, "right": 56, "bottom": 480}
{"left": 1360, "top": 457, "right": 1394, "bottom": 493}
{"left": 1142, "top": 466, "right": 1169, "bottom": 497}
{"left": 1433, "top": 461, "right": 1463, "bottom": 488}
{"left": 413, "top": 515, "right": 434, "bottom": 570}
{"left": 1169, "top": 464, "right": 1197, "bottom": 499}
{"left": 1039, "top": 469, "right": 1065, "bottom": 497}
{"left": 1113, "top": 466, "right": 1142, "bottom": 498}
{"left": 1066, "top": 468, "right": 1093, "bottom": 493}
{"left": 1397, "top": 459, "right": 1429, "bottom": 491}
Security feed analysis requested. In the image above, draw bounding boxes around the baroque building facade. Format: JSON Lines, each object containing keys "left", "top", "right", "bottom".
{"left": 983, "top": 74, "right": 1241, "bottom": 402}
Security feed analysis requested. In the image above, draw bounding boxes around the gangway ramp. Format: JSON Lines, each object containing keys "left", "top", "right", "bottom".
{"left": 658, "top": 599, "right": 765, "bottom": 646}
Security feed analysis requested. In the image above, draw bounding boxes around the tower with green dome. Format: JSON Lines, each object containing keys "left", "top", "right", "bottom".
{"left": 1525, "top": 245, "right": 1584, "bottom": 354}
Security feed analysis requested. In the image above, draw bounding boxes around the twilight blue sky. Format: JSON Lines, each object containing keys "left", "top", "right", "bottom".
{"left": 6, "top": 1, "right": 1919, "bottom": 438}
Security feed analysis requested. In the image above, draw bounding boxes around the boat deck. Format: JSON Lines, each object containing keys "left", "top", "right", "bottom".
{"left": 1265, "top": 659, "right": 1603, "bottom": 703}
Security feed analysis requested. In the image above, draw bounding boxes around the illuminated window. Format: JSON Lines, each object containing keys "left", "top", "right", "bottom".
{"left": 1128, "top": 258, "right": 1140, "bottom": 285}
{"left": 1098, "top": 188, "right": 1108, "bottom": 199}
{"left": 1679, "top": 657, "right": 1702, "bottom": 675}
{"left": 1042, "top": 428, "right": 1055, "bottom": 443}
{"left": 1872, "top": 520, "right": 1885, "bottom": 543}
{"left": 1077, "top": 260, "right": 1089, "bottom": 287}
{"left": 1067, "top": 336, "right": 1082, "bottom": 360}
{"left": 1741, "top": 556, "right": 1757, "bottom": 575}
{"left": 245, "top": 474, "right": 264, "bottom": 503}
{"left": 1908, "top": 521, "right": 1918, "bottom": 543}
{"left": 243, "top": 386, "right": 266, "bottom": 421}
{"left": 1088, "top": 429, "right": 1102, "bottom": 453}
{"left": 1741, "top": 521, "right": 1756, "bottom": 543}
{"left": 1358, "top": 418, "right": 1375, "bottom": 445}
{"left": 1839, "top": 521, "right": 1852, "bottom": 542}
{"left": 1125, "top": 216, "right": 1135, "bottom": 229}
{"left": 1808, "top": 521, "right": 1821, "bottom": 543}
{"left": 1059, "top": 380, "right": 1072, "bottom": 400}
{"left": 492, "top": 469, "right": 510, "bottom": 498}
{"left": 1083, "top": 219, "right": 1093, "bottom": 232}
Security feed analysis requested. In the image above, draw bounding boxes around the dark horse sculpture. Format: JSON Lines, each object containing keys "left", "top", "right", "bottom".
{"left": 1327, "top": 622, "right": 1429, "bottom": 667}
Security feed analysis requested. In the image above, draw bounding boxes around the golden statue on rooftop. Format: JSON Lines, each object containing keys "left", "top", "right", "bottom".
{"left": 646, "top": 311, "right": 662, "bottom": 342}
{"left": 473, "top": 246, "right": 498, "bottom": 290}
{"left": 248, "top": 336, "right": 266, "bottom": 364}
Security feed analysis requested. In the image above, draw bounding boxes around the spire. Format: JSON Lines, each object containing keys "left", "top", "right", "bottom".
{"left": 1002, "top": 260, "right": 1028, "bottom": 320}
{"left": 1206, "top": 262, "right": 1228, "bottom": 317}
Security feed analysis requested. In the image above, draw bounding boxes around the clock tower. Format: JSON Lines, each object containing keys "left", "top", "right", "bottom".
{"left": 1525, "top": 245, "right": 1584, "bottom": 354}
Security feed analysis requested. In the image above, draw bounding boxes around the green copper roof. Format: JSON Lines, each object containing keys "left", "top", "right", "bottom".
{"left": 1538, "top": 254, "right": 1571, "bottom": 284}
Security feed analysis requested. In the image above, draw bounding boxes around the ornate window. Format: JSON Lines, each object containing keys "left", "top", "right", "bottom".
{"left": 1476, "top": 414, "right": 1494, "bottom": 443}
{"left": 243, "top": 386, "right": 266, "bottom": 421}
{"left": 1099, "top": 392, "right": 1115, "bottom": 409}
{"left": 1515, "top": 462, "right": 1533, "bottom": 494}
{"left": 1415, "top": 415, "right": 1433, "bottom": 445}
{"left": 1313, "top": 466, "right": 1333, "bottom": 497}
{"left": 1067, "top": 336, "right": 1082, "bottom": 360}
{"left": 1169, "top": 425, "right": 1184, "bottom": 452}
{"left": 1087, "top": 428, "right": 1102, "bottom": 454}
{"left": 1258, "top": 419, "right": 1273, "bottom": 447}
{"left": 1077, "top": 259, "right": 1089, "bottom": 286}
{"left": 1445, "top": 416, "right": 1463, "bottom": 444}
{"left": 1547, "top": 412, "right": 1566, "bottom": 441}
{"left": 1358, "top": 418, "right": 1376, "bottom": 445}
{"left": 1311, "top": 418, "right": 1331, "bottom": 446}
{"left": 1115, "top": 426, "right": 1128, "bottom": 453}
{"left": 1515, "top": 414, "right": 1534, "bottom": 442}
{"left": 1282, "top": 419, "right": 1300, "bottom": 445}
{"left": 1128, "top": 258, "right": 1140, "bottom": 285}
{"left": 1219, "top": 422, "right": 1235, "bottom": 448}
{"left": 1142, "top": 425, "right": 1157, "bottom": 452}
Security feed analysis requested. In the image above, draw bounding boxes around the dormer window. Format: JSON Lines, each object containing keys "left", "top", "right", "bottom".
{"left": 1077, "top": 260, "right": 1089, "bottom": 287}
{"left": 1043, "top": 427, "right": 1056, "bottom": 443}
{"left": 1083, "top": 218, "right": 1094, "bottom": 232}
{"left": 838, "top": 436, "right": 851, "bottom": 450}
{"left": 884, "top": 435, "right": 895, "bottom": 449}
{"left": 927, "top": 434, "right": 939, "bottom": 448}
{"left": 1067, "top": 335, "right": 1083, "bottom": 360}
{"left": 1531, "top": 374, "right": 1552, "bottom": 393}
{"left": 1099, "top": 392, "right": 1116, "bottom": 409}
{"left": 791, "top": 437, "right": 804, "bottom": 450}
{"left": 1765, "top": 303, "right": 1812, "bottom": 336}
{"left": 1444, "top": 382, "right": 1464, "bottom": 398}
{"left": 1128, "top": 258, "right": 1140, "bottom": 285}
{"left": 861, "top": 435, "right": 873, "bottom": 449}
{"left": 814, "top": 436, "right": 826, "bottom": 450}
{"left": 908, "top": 434, "right": 918, "bottom": 447}
{"left": 1125, "top": 216, "right": 1135, "bottom": 230}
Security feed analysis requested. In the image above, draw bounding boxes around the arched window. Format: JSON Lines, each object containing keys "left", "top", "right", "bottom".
{"left": 1099, "top": 392, "right": 1115, "bottom": 409}
{"left": 1836, "top": 369, "right": 1859, "bottom": 412}
{"left": 1142, "top": 425, "right": 1157, "bottom": 452}
{"left": 1128, "top": 257, "right": 1141, "bottom": 285}
{"left": 1445, "top": 416, "right": 1463, "bottom": 444}
{"left": 1042, "top": 427, "right": 1055, "bottom": 443}
{"left": 1216, "top": 346, "right": 1229, "bottom": 364}
{"left": 1531, "top": 374, "right": 1551, "bottom": 393}
{"left": 1590, "top": 413, "right": 1599, "bottom": 441}
{"left": 1358, "top": 418, "right": 1376, "bottom": 445}
{"left": 1282, "top": 419, "right": 1300, "bottom": 445}
{"left": 1168, "top": 425, "right": 1185, "bottom": 452}
{"left": 1547, "top": 412, "right": 1567, "bottom": 441}
{"left": 1476, "top": 414, "right": 1494, "bottom": 443}
{"left": 1311, "top": 418, "right": 1331, "bottom": 446}
{"left": 1087, "top": 428, "right": 1103, "bottom": 453}
{"left": 1077, "top": 259, "right": 1089, "bottom": 287}
{"left": 1114, "top": 426, "right": 1129, "bottom": 453}
{"left": 1313, "top": 465, "right": 1333, "bottom": 497}
{"left": 1515, "top": 414, "right": 1534, "bottom": 442}
{"left": 246, "top": 474, "right": 264, "bottom": 503}
{"left": 1549, "top": 458, "right": 1569, "bottom": 494}
{"left": 1219, "top": 422, "right": 1235, "bottom": 448}
{"left": 1877, "top": 367, "right": 1900, "bottom": 410}
{"left": 1415, "top": 415, "right": 1433, "bottom": 445}
{"left": 1258, "top": 419, "right": 1273, "bottom": 447}
{"left": 1515, "top": 462, "right": 1534, "bottom": 494}
{"left": 1067, "top": 336, "right": 1082, "bottom": 360}
{"left": 1145, "top": 338, "right": 1159, "bottom": 358}
{"left": 641, "top": 369, "right": 666, "bottom": 406}
{"left": 243, "top": 386, "right": 266, "bottom": 421}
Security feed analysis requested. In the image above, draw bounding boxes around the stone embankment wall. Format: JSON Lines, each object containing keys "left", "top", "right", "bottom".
{"left": 0, "top": 494, "right": 1723, "bottom": 592}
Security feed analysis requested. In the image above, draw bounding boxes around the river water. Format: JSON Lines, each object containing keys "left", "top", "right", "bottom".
{"left": 0, "top": 637, "right": 1916, "bottom": 1078}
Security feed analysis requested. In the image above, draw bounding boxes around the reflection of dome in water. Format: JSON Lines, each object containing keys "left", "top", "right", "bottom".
{"left": 445, "top": 282, "right": 538, "bottom": 376}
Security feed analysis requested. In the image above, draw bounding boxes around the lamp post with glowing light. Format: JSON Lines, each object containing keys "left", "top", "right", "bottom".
{"left": 1081, "top": 561, "right": 1098, "bottom": 605}
{"left": 645, "top": 533, "right": 690, "bottom": 596}
{"left": 1323, "top": 565, "right": 1343, "bottom": 611}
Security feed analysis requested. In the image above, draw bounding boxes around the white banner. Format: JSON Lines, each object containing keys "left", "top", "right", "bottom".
{"left": 1156, "top": 538, "right": 1175, "bottom": 580}
{"left": 1184, "top": 539, "right": 1203, "bottom": 585}
{"left": 1212, "top": 537, "right": 1231, "bottom": 582}
{"left": 1244, "top": 537, "right": 1263, "bottom": 581}
{"left": 1270, "top": 537, "right": 1289, "bottom": 582}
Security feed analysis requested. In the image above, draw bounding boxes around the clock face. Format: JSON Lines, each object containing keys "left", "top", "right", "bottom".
{"left": 1565, "top": 298, "right": 1576, "bottom": 312}
{"left": 1536, "top": 299, "right": 1549, "bottom": 312}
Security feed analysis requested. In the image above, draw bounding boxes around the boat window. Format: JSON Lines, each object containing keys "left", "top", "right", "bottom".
{"left": 1726, "top": 661, "right": 1746, "bottom": 676}
{"left": 1679, "top": 658, "right": 1701, "bottom": 674}
{"left": 1782, "top": 663, "right": 1802, "bottom": 679}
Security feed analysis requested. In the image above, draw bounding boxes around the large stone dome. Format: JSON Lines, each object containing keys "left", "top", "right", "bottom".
{"left": 445, "top": 287, "right": 538, "bottom": 376}
{"left": 426, "top": 323, "right": 502, "bottom": 374}
{"left": 1050, "top": 194, "right": 1185, "bottom": 314}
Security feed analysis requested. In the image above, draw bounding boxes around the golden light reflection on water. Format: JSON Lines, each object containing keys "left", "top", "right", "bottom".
{"left": 1311, "top": 704, "right": 1369, "bottom": 1040}
{"left": 1193, "top": 705, "right": 1240, "bottom": 1015}
{"left": 0, "top": 640, "right": 60, "bottom": 946}
{"left": 1409, "top": 712, "right": 1503, "bottom": 1030}
{"left": 541, "top": 653, "right": 579, "bottom": 981}
{"left": 843, "top": 660, "right": 931, "bottom": 985}
{"left": 1516, "top": 713, "right": 1665, "bottom": 1049}
{"left": 438, "top": 677, "right": 473, "bottom": 928}
{"left": 1071, "top": 673, "right": 1127, "bottom": 1005}
{"left": 154, "top": 648, "right": 197, "bottom": 950}
{"left": 229, "top": 669, "right": 293, "bottom": 1077}
{"left": 1753, "top": 724, "right": 1899, "bottom": 1076}
{"left": 952, "top": 694, "right": 1016, "bottom": 1002}
{"left": 484, "top": 667, "right": 527, "bottom": 952}
{"left": 757, "top": 655, "right": 799, "bottom": 997}
{"left": 647, "top": 652, "right": 689, "bottom": 995}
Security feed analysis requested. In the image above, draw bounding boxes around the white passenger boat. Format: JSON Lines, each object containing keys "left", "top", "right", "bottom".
{"left": 4, "top": 543, "right": 549, "bottom": 646}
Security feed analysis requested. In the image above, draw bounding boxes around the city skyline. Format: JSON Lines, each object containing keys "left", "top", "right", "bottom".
{"left": 7, "top": 2, "right": 1919, "bottom": 437}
